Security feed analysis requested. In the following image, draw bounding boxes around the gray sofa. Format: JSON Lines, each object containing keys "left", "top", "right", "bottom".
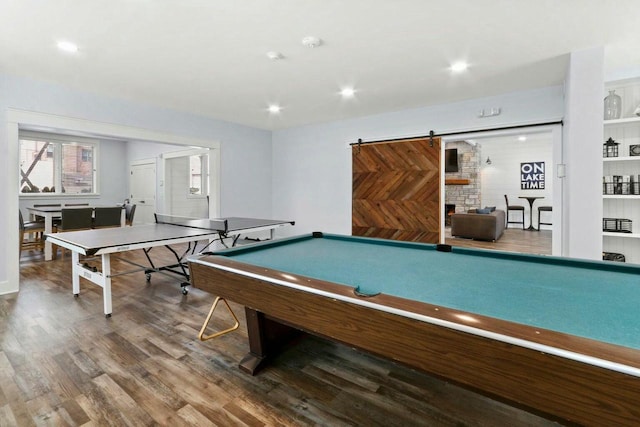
{"left": 450, "top": 209, "right": 506, "bottom": 241}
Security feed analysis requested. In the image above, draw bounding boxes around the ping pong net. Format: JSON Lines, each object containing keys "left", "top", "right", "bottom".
{"left": 154, "top": 214, "right": 229, "bottom": 233}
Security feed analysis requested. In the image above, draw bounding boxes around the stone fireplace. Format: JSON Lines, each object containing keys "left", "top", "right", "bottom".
{"left": 445, "top": 204, "right": 456, "bottom": 226}
{"left": 445, "top": 141, "right": 481, "bottom": 215}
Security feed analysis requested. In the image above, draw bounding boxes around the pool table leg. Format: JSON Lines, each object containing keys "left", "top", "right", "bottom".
{"left": 239, "top": 308, "right": 268, "bottom": 374}
{"left": 239, "top": 307, "right": 299, "bottom": 375}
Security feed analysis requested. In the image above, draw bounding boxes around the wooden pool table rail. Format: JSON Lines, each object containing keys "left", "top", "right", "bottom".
{"left": 190, "top": 255, "right": 640, "bottom": 426}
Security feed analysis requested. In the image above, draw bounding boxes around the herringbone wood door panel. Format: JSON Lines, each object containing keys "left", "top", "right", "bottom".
{"left": 352, "top": 137, "right": 441, "bottom": 243}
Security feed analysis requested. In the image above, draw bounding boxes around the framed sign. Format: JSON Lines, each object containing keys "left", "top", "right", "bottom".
{"left": 521, "top": 162, "right": 545, "bottom": 190}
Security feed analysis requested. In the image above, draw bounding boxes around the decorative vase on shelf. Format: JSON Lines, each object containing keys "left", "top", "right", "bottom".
{"left": 604, "top": 90, "right": 622, "bottom": 120}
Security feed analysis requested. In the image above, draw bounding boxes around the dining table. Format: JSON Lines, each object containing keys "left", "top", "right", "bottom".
{"left": 26, "top": 205, "right": 125, "bottom": 261}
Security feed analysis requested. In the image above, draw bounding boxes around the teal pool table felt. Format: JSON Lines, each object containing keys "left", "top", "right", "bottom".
{"left": 218, "top": 234, "right": 640, "bottom": 350}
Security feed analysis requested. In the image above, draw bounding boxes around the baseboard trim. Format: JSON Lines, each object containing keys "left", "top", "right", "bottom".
{"left": 0, "top": 280, "right": 19, "bottom": 296}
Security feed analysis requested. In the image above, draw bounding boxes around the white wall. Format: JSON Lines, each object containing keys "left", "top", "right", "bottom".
{"left": 272, "top": 86, "right": 564, "bottom": 237}
{"left": 562, "top": 47, "right": 604, "bottom": 260}
{"left": 1, "top": 73, "right": 272, "bottom": 293}
{"left": 479, "top": 135, "right": 554, "bottom": 229}
{"left": 127, "top": 140, "right": 181, "bottom": 163}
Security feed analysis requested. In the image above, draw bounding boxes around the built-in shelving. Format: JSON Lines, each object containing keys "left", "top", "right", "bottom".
{"left": 602, "top": 78, "right": 640, "bottom": 264}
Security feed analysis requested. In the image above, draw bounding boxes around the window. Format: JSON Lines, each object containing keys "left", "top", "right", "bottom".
{"left": 19, "top": 131, "right": 99, "bottom": 195}
{"left": 81, "top": 148, "right": 92, "bottom": 162}
{"left": 189, "top": 153, "right": 208, "bottom": 196}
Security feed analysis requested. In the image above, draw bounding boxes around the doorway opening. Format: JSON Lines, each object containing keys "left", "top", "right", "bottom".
{"left": 442, "top": 125, "right": 562, "bottom": 257}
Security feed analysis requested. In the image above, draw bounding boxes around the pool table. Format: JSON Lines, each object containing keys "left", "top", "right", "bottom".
{"left": 188, "top": 232, "right": 640, "bottom": 425}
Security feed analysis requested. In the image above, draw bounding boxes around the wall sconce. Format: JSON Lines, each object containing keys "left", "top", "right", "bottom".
{"left": 485, "top": 157, "right": 492, "bottom": 165}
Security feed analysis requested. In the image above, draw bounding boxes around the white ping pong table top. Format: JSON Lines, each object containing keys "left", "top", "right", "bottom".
{"left": 46, "top": 217, "right": 295, "bottom": 256}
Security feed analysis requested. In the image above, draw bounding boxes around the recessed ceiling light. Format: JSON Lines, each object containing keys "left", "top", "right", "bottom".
{"left": 301, "top": 36, "right": 322, "bottom": 48}
{"left": 340, "top": 87, "right": 355, "bottom": 98}
{"left": 268, "top": 104, "right": 281, "bottom": 114}
{"left": 57, "top": 40, "right": 78, "bottom": 53}
{"left": 518, "top": 136, "right": 527, "bottom": 142}
{"left": 266, "top": 51, "right": 283, "bottom": 60}
{"left": 450, "top": 61, "right": 468, "bottom": 73}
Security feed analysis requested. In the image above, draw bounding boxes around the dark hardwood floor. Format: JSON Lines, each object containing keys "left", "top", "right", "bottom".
{"left": 4, "top": 248, "right": 562, "bottom": 426}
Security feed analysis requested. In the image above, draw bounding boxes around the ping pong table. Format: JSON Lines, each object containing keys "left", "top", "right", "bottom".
{"left": 44, "top": 215, "right": 294, "bottom": 316}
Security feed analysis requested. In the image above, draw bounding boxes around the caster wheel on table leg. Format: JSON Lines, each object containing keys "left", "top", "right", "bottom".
{"left": 105, "top": 313, "right": 112, "bottom": 318}
{"left": 74, "top": 294, "right": 79, "bottom": 298}
{"left": 146, "top": 273, "right": 151, "bottom": 282}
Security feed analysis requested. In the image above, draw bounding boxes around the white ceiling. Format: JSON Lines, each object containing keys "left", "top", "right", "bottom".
{"left": 1, "top": 0, "right": 639, "bottom": 131}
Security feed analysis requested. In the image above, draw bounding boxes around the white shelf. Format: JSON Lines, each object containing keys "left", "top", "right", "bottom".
{"left": 602, "top": 194, "right": 640, "bottom": 199}
{"left": 603, "top": 232, "right": 640, "bottom": 239}
{"left": 604, "top": 116, "right": 640, "bottom": 126}
{"left": 605, "top": 116, "right": 640, "bottom": 125}
{"left": 603, "top": 156, "right": 640, "bottom": 162}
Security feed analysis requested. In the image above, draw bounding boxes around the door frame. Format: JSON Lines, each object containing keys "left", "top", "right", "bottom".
{"left": 5, "top": 108, "right": 221, "bottom": 295}
{"left": 441, "top": 124, "right": 563, "bottom": 256}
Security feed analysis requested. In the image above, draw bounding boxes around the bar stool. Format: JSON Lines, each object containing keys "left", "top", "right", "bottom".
{"left": 504, "top": 195, "right": 525, "bottom": 229}
{"left": 538, "top": 206, "right": 552, "bottom": 230}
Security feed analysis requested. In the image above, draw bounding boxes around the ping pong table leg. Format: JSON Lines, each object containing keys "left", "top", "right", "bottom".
{"left": 102, "top": 254, "right": 113, "bottom": 317}
{"left": 72, "top": 251, "right": 80, "bottom": 296}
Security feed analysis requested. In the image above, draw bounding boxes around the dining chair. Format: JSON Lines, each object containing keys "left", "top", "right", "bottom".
{"left": 19, "top": 210, "right": 46, "bottom": 258}
{"left": 93, "top": 207, "right": 123, "bottom": 228}
{"left": 504, "top": 195, "right": 525, "bottom": 229}
{"left": 59, "top": 208, "right": 94, "bottom": 231}
{"left": 55, "top": 208, "right": 94, "bottom": 258}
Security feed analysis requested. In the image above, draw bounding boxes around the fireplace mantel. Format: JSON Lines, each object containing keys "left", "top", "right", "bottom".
{"left": 445, "top": 178, "right": 470, "bottom": 185}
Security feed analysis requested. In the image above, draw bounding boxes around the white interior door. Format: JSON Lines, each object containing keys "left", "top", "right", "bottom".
{"left": 129, "top": 160, "right": 156, "bottom": 224}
